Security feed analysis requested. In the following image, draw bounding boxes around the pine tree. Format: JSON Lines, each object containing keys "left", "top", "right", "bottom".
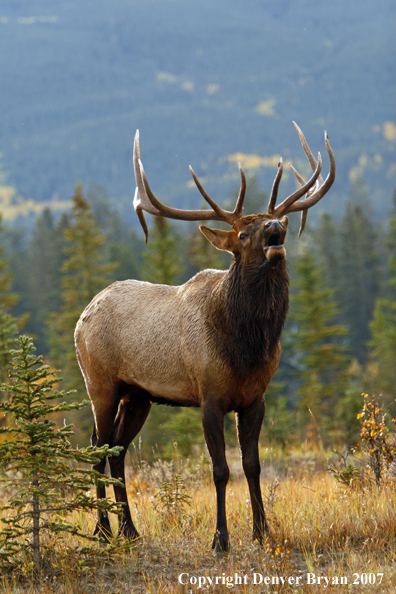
{"left": 49, "top": 184, "right": 118, "bottom": 393}
{"left": 286, "top": 247, "right": 350, "bottom": 443}
{"left": 141, "top": 216, "right": 183, "bottom": 284}
{"left": 0, "top": 336, "right": 122, "bottom": 576}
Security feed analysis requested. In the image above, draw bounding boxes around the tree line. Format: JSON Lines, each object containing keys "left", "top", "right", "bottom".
{"left": 1, "top": 177, "right": 395, "bottom": 454}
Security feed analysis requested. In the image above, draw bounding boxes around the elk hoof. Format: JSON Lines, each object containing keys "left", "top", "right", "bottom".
{"left": 120, "top": 523, "right": 140, "bottom": 541}
{"left": 253, "top": 522, "right": 272, "bottom": 545}
{"left": 211, "top": 531, "right": 229, "bottom": 554}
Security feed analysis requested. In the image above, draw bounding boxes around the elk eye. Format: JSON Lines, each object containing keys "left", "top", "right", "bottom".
{"left": 239, "top": 232, "right": 248, "bottom": 241}
{"left": 265, "top": 222, "right": 272, "bottom": 228}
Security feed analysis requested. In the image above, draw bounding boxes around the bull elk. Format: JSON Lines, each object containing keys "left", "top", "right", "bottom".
{"left": 75, "top": 122, "right": 335, "bottom": 552}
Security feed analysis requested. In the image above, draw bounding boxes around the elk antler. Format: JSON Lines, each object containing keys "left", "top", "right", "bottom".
{"left": 134, "top": 124, "right": 335, "bottom": 241}
{"left": 133, "top": 130, "right": 247, "bottom": 242}
{"left": 271, "top": 122, "right": 336, "bottom": 235}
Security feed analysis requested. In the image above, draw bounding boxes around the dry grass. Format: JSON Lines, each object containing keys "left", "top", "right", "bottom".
{"left": 2, "top": 448, "right": 396, "bottom": 593}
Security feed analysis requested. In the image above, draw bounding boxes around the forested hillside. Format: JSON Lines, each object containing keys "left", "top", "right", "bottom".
{"left": 0, "top": 0, "right": 395, "bottom": 224}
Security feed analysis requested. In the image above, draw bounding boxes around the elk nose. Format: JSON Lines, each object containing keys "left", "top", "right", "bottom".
{"left": 265, "top": 220, "right": 284, "bottom": 231}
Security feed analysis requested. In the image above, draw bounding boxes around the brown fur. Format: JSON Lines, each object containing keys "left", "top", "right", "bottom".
{"left": 75, "top": 214, "right": 290, "bottom": 551}
{"left": 77, "top": 121, "right": 336, "bottom": 550}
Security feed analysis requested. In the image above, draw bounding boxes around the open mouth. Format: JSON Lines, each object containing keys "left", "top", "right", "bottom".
{"left": 264, "top": 229, "right": 286, "bottom": 260}
{"left": 266, "top": 232, "right": 283, "bottom": 248}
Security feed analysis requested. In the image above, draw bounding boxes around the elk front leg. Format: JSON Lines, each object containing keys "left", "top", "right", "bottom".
{"left": 237, "top": 398, "right": 269, "bottom": 544}
{"left": 201, "top": 402, "right": 229, "bottom": 553}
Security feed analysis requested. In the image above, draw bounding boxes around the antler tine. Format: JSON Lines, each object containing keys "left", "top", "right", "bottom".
{"left": 139, "top": 160, "right": 226, "bottom": 222}
{"left": 133, "top": 131, "right": 161, "bottom": 217}
{"left": 299, "top": 210, "right": 308, "bottom": 238}
{"left": 268, "top": 158, "right": 283, "bottom": 215}
{"left": 133, "top": 130, "right": 161, "bottom": 242}
{"left": 188, "top": 166, "right": 232, "bottom": 221}
{"left": 293, "top": 121, "right": 324, "bottom": 184}
{"left": 233, "top": 163, "right": 246, "bottom": 218}
{"left": 189, "top": 165, "right": 246, "bottom": 225}
{"left": 284, "top": 131, "right": 336, "bottom": 214}
{"left": 133, "top": 130, "right": 235, "bottom": 230}
{"left": 289, "top": 164, "right": 317, "bottom": 238}
{"left": 274, "top": 152, "right": 322, "bottom": 217}
{"left": 133, "top": 187, "right": 149, "bottom": 243}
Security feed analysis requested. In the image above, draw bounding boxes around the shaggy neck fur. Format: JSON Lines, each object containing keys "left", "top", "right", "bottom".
{"left": 206, "top": 256, "right": 289, "bottom": 377}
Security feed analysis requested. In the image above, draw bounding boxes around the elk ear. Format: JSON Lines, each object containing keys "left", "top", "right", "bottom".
{"left": 280, "top": 215, "right": 289, "bottom": 228}
{"left": 199, "top": 225, "right": 238, "bottom": 253}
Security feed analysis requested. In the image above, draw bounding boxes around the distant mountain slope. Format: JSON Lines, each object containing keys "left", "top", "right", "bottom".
{"left": 0, "top": 0, "right": 395, "bottom": 224}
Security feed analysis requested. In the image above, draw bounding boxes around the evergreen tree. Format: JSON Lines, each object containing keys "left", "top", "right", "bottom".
{"left": 369, "top": 200, "right": 396, "bottom": 396}
{"left": 338, "top": 187, "right": 382, "bottom": 361}
{"left": 142, "top": 216, "right": 184, "bottom": 284}
{"left": 1, "top": 226, "right": 30, "bottom": 328}
{"left": 0, "top": 336, "right": 122, "bottom": 576}
{"left": 49, "top": 184, "right": 118, "bottom": 394}
{"left": 313, "top": 212, "right": 340, "bottom": 293}
{"left": 0, "top": 216, "right": 22, "bottom": 397}
{"left": 0, "top": 308, "right": 17, "bottom": 386}
{"left": 25, "top": 209, "right": 67, "bottom": 354}
{"left": 0, "top": 216, "right": 18, "bottom": 312}
{"left": 286, "top": 247, "right": 350, "bottom": 442}
{"left": 87, "top": 181, "right": 144, "bottom": 281}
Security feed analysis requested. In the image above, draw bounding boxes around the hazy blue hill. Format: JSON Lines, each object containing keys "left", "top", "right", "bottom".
{"left": 0, "top": 0, "right": 395, "bottom": 225}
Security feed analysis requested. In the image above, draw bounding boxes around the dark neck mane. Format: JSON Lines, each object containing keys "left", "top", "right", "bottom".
{"left": 206, "top": 257, "right": 289, "bottom": 377}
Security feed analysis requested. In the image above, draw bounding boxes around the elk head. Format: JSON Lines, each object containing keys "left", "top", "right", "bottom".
{"left": 133, "top": 122, "right": 336, "bottom": 260}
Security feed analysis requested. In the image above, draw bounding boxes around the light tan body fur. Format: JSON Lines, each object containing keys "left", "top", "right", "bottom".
{"left": 75, "top": 270, "right": 280, "bottom": 420}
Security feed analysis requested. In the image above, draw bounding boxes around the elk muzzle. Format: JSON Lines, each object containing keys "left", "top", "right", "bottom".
{"left": 263, "top": 220, "right": 287, "bottom": 261}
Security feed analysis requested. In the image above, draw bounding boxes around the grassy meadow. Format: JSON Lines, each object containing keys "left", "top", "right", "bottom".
{"left": 2, "top": 446, "right": 396, "bottom": 593}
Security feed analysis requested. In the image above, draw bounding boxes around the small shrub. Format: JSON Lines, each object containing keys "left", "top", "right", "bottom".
{"left": 358, "top": 393, "right": 396, "bottom": 485}
{"left": 153, "top": 474, "right": 192, "bottom": 516}
{"left": 328, "top": 449, "right": 362, "bottom": 489}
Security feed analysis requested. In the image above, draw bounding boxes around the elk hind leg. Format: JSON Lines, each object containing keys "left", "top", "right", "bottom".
{"left": 108, "top": 384, "right": 151, "bottom": 539}
{"left": 90, "top": 390, "right": 122, "bottom": 540}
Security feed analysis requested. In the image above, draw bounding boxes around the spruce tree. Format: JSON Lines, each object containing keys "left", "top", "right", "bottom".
{"left": 0, "top": 216, "right": 21, "bottom": 398}
{"left": 87, "top": 181, "right": 144, "bottom": 281}
{"left": 313, "top": 212, "right": 340, "bottom": 294}
{"left": 26, "top": 209, "right": 67, "bottom": 354}
{"left": 0, "top": 216, "right": 18, "bottom": 312}
{"left": 338, "top": 188, "right": 382, "bottom": 361}
{"left": 141, "top": 216, "right": 183, "bottom": 284}
{"left": 369, "top": 201, "right": 396, "bottom": 396}
{"left": 286, "top": 248, "right": 350, "bottom": 442}
{"left": 0, "top": 336, "right": 122, "bottom": 576}
{"left": 49, "top": 184, "right": 117, "bottom": 393}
